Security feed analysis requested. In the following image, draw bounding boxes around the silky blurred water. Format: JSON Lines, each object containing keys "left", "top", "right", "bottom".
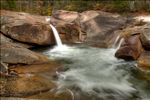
{"left": 42, "top": 45, "right": 150, "bottom": 100}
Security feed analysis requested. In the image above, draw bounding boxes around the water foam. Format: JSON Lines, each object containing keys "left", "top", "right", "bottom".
{"left": 44, "top": 20, "right": 137, "bottom": 99}
{"left": 45, "top": 45, "right": 136, "bottom": 99}
{"left": 135, "top": 16, "right": 150, "bottom": 23}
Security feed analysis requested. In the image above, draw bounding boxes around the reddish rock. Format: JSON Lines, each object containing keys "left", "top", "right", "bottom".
{"left": 0, "top": 10, "right": 55, "bottom": 45}
{"left": 140, "top": 28, "right": 150, "bottom": 50}
{"left": 115, "top": 35, "right": 143, "bottom": 60}
{"left": 138, "top": 51, "right": 150, "bottom": 70}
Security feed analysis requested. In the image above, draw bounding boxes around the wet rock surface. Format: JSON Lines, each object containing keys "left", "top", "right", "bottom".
{"left": 79, "top": 10, "right": 127, "bottom": 47}
{"left": 0, "top": 61, "right": 61, "bottom": 98}
{"left": 50, "top": 10, "right": 81, "bottom": 43}
{"left": 56, "top": 24, "right": 81, "bottom": 43}
{"left": 10, "top": 61, "right": 60, "bottom": 74}
{"left": 0, "top": 10, "right": 150, "bottom": 99}
{"left": 0, "top": 10, "right": 55, "bottom": 45}
{"left": 0, "top": 75, "right": 56, "bottom": 97}
{"left": 115, "top": 34, "right": 143, "bottom": 60}
{"left": 51, "top": 10, "right": 127, "bottom": 47}
{"left": 140, "top": 28, "right": 150, "bottom": 50}
{"left": 138, "top": 51, "right": 150, "bottom": 70}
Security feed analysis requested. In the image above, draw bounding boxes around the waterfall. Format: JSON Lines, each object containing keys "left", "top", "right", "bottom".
{"left": 46, "top": 44, "right": 137, "bottom": 100}
{"left": 112, "top": 35, "right": 121, "bottom": 48}
{"left": 112, "top": 35, "right": 124, "bottom": 50}
{"left": 49, "top": 24, "right": 63, "bottom": 47}
{"left": 46, "top": 17, "right": 63, "bottom": 47}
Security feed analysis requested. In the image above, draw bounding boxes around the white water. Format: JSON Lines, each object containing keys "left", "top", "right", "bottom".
{"left": 43, "top": 22, "right": 150, "bottom": 100}
{"left": 44, "top": 40, "right": 139, "bottom": 100}
{"left": 135, "top": 16, "right": 150, "bottom": 23}
{"left": 112, "top": 35, "right": 124, "bottom": 49}
{"left": 46, "top": 17, "right": 63, "bottom": 47}
{"left": 45, "top": 45, "right": 137, "bottom": 99}
{"left": 49, "top": 24, "right": 63, "bottom": 46}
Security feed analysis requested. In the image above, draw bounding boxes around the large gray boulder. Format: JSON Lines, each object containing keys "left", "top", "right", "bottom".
{"left": 0, "top": 10, "right": 55, "bottom": 45}
{"left": 79, "top": 10, "right": 127, "bottom": 47}
{"left": 0, "top": 32, "right": 32, "bottom": 48}
{"left": 0, "top": 43, "right": 49, "bottom": 64}
{"left": 51, "top": 10, "right": 127, "bottom": 47}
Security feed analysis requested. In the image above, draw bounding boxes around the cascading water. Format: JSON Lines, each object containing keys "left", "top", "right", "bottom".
{"left": 112, "top": 35, "right": 124, "bottom": 50}
{"left": 46, "top": 17, "right": 63, "bottom": 47}
{"left": 49, "top": 24, "right": 63, "bottom": 47}
{"left": 43, "top": 22, "right": 150, "bottom": 100}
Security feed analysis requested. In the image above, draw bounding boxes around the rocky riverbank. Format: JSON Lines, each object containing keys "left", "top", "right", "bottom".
{"left": 0, "top": 10, "right": 150, "bottom": 99}
{"left": 114, "top": 23, "right": 150, "bottom": 70}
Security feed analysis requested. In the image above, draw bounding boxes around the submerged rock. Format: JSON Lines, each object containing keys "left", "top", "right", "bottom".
{"left": 115, "top": 34, "right": 143, "bottom": 60}
{"left": 140, "top": 28, "right": 150, "bottom": 50}
{"left": 0, "top": 10, "right": 55, "bottom": 45}
{"left": 0, "top": 75, "right": 56, "bottom": 97}
{"left": 138, "top": 51, "right": 150, "bottom": 70}
{"left": 0, "top": 43, "right": 49, "bottom": 64}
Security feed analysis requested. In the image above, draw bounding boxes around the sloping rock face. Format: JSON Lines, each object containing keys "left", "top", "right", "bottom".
{"left": 79, "top": 11, "right": 127, "bottom": 47}
{"left": 138, "top": 51, "right": 150, "bottom": 70}
{"left": 115, "top": 34, "right": 143, "bottom": 60}
{"left": 0, "top": 32, "right": 32, "bottom": 48}
{"left": 140, "top": 28, "right": 150, "bottom": 50}
{"left": 56, "top": 24, "right": 82, "bottom": 43}
{"left": 0, "top": 10, "right": 55, "bottom": 45}
{"left": 51, "top": 10, "right": 127, "bottom": 47}
{"left": 0, "top": 43, "right": 49, "bottom": 64}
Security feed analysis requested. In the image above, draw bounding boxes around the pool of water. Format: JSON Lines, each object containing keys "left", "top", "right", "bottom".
{"left": 40, "top": 44, "right": 150, "bottom": 100}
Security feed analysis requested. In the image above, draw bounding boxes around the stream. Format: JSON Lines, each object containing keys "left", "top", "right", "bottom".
{"left": 37, "top": 44, "right": 150, "bottom": 100}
